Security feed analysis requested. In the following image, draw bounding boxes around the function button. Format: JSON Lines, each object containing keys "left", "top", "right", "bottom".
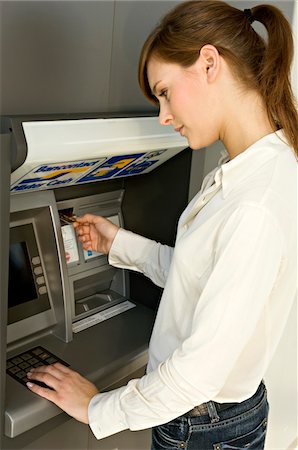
{"left": 32, "top": 347, "right": 43, "bottom": 356}
{"left": 34, "top": 266, "right": 43, "bottom": 275}
{"left": 34, "top": 362, "right": 45, "bottom": 368}
{"left": 38, "top": 286, "right": 47, "bottom": 295}
{"left": 20, "top": 353, "right": 32, "bottom": 361}
{"left": 16, "top": 370, "right": 27, "bottom": 379}
{"left": 36, "top": 276, "right": 45, "bottom": 285}
{"left": 18, "top": 361, "right": 30, "bottom": 370}
{"left": 32, "top": 256, "right": 41, "bottom": 265}
{"left": 45, "top": 357, "right": 57, "bottom": 364}
{"left": 28, "top": 357, "right": 39, "bottom": 365}
{"left": 12, "top": 357, "right": 23, "bottom": 365}
{"left": 8, "top": 366, "right": 21, "bottom": 374}
{"left": 39, "top": 352, "right": 50, "bottom": 360}
{"left": 6, "top": 361, "right": 14, "bottom": 369}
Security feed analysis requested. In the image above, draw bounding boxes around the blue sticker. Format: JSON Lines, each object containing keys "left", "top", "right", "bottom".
{"left": 76, "top": 153, "right": 145, "bottom": 182}
{"left": 116, "top": 160, "right": 157, "bottom": 176}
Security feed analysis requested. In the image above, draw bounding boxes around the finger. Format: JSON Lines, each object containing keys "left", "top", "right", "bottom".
{"left": 52, "top": 362, "right": 72, "bottom": 373}
{"left": 75, "top": 223, "right": 88, "bottom": 234}
{"left": 83, "top": 242, "right": 93, "bottom": 250}
{"left": 76, "top": 237, "right": 93, "bottom": 251}
{"left": 27, "top": 363, "right": 68, "bottom": 380}
{"left": 75, "top": 226, "right": 92, "bottom": 240}
{"left": 76, "top": 233, "right": 90, "bottom": 243}
{"left": 27, "top": 369, "right": 59, "bottom": 390}
{"left": 75, "top": 214, "right": 98, "bottom": 224}
{"left": 30, "top": 362, "right": 79, "bottom": 378}
{"left": 26, "top": 381, "right": 58, "bottom": 402}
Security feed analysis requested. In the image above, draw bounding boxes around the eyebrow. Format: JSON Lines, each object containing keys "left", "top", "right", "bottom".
{"left": 151, "top": 80, "right": 162, "bottom": 95}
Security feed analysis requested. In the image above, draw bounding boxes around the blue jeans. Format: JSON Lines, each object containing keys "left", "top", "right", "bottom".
{"left": 151, "top": 382, "right": 269, "bottom": 449}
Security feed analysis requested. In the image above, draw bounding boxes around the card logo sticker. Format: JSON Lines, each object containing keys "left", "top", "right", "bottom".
{"left": 11, "top": 159, "right": 104, "bottom": 193}
{"left": 115, "top": 150, "right": 167, "bottom": 177}
{"left": 76, "top": 153, "right": 145, "bottom": 183}
{"left": 11, "top": 150, "right": 169, "bottom": 193}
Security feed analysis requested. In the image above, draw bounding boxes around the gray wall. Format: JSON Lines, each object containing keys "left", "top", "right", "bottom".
{"left": 0, "top": 0, "right": 180, "bottom": 115}
{"left": 1, "top": 1, "right": 294, "bottom": 116}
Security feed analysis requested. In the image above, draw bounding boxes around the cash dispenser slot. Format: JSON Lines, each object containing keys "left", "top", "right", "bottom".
{"left": 73, "top": 268, "right": 123, "bottom": 319}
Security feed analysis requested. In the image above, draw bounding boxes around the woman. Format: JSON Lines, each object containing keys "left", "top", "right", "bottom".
{"left": 27, "top": 1, "right": 297, "bottom": 448}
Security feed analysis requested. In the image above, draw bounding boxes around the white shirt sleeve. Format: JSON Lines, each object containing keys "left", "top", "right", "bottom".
{"left": 108, "top": 228, "right": 174, "bottom": 288}
{"left": 89, "top": 204, "right": 284, "bottom": 439}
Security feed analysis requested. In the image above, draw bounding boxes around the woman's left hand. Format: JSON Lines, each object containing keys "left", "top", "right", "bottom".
{"left": 26, "top": 363, "right": 99, "bottom": 424}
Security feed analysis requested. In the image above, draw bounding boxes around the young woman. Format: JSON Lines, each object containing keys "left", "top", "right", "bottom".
{"left": 27, "top": 1, "right": 297, "bottom": 448}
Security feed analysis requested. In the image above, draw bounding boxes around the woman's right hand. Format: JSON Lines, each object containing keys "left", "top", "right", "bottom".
{"left": 73, "top": 214, "right": 119, "bottom": 255}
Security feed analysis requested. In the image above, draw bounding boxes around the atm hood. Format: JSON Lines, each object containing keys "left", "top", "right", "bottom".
{"left": 6, "top": 115, "right": 188, "bottom": 194}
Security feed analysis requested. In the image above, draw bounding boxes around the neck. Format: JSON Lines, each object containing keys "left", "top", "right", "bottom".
{"left": 219, "top": 89, "right": 276, "bottom": 159}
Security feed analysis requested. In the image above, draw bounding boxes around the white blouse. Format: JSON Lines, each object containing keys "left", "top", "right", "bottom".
{"left": 88, "top": 130, "right": 297, "bottom": 439}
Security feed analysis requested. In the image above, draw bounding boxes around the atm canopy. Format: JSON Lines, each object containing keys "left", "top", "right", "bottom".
{"left": 7, "top": 115, "right": 188, "bottom": 194}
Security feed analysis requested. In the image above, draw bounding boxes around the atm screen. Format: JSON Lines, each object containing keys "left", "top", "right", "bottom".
{"left": 8, "top": 223, "right": 51, "bottom": 325}
{"left": 8, "top": 242, "right": 37, "bottom": 307}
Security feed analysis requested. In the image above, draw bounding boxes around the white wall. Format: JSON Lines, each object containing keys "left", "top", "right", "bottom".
{"left": 264, "top": 3, "right": 297, "bottom": 448}
{"left": 202, "top": 2, "right": 298, "bottom": 448}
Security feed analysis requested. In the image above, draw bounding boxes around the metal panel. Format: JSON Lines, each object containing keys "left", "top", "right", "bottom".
{"left": 108, "top": 0, "right": 180, "bottom": 112}
{"left": 0, "top": 133, "right": 11, "bottom": 450}
{"left": 0, "top": 1, "right": 114, "bottom": 115}
{"left": 4, "top": 303, "right": 154, "bottom": 439}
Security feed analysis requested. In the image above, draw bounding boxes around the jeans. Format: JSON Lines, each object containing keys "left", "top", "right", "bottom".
{"left": 151, "top": 382, "right": 269, "bottom": 450}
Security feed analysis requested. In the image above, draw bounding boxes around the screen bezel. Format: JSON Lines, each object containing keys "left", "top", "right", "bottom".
{"left": 8, "top": 223, "right": 51, "bottom": 324}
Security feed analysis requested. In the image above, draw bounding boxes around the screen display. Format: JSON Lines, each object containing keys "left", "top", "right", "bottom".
{"left": 8, "top": 241, "right": 37, "bottom": 308}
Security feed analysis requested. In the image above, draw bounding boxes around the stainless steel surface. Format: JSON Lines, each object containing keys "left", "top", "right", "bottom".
{"left": 0, "top": 131, "right": 12, "bottom": 450}
{"left": 5, "top": 302, "right": 154, "bottom": 438}
{"left": 8, "top": 191, "right": 72, "bottom": 344}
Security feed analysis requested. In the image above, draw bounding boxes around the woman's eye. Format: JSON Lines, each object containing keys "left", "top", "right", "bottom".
{"left": 160, "top": 90, "right": 168, "bottom": 99}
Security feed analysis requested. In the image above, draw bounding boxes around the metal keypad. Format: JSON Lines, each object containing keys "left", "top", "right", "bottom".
{"left": 6, "top": 346, "right": 69, "bottom": 388}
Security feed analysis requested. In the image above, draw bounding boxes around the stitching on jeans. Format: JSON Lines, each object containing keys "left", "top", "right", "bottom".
{"left": 189, "top": 389, "right": 267, "bottom": 431}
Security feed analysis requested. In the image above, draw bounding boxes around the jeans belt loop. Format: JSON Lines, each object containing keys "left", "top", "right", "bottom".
{"left": 187, "top": 400, "right": 239, "bottom": 418}
{"left": 206, "top": 401, "right": 220, "bottom": 423}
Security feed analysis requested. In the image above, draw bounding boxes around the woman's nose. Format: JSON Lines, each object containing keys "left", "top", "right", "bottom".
{"left": 159, "top": 106, "right": 173, "bottom": 126}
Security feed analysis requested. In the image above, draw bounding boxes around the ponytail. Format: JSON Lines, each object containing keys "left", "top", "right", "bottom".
{"left": 252, "top": 4, "right": 298, "bottom": 157}
{"left": 139, "top": 1, "right": 298, "bottom": 157}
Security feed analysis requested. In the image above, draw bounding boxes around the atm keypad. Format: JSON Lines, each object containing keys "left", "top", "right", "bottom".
{"left": 6, "top": 346, "right": 69, "bottom": 388}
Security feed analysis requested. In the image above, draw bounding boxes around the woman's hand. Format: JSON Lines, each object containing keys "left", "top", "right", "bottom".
{"left": 73, "top": 214, "right": 119, "bottom": 255}
{"left": 26, "top": 364, "right": 99, "bottom": 424}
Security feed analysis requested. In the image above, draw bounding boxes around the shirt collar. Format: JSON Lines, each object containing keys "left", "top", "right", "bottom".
{"left": 219, "top": 130, "right": 288, "bottom": 198}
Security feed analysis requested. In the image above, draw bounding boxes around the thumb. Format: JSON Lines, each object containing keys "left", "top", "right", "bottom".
{"left": 75, "top": 214, "right": 101, "bottom": 224}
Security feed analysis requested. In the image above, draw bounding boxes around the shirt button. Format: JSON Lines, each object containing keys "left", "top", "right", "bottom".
{"left": 180, "top": 443, "right": 186, "bottom": 449}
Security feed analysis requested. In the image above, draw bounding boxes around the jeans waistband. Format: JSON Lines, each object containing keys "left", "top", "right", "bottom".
{"left": 186, "top": 381, "right": 265, "bottom": 423}
{"left": 188, "top": 401, "right": 237, "bottom": 417}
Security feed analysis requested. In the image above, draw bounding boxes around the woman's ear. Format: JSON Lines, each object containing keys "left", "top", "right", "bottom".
{"left": 199, "top": 44, "right": 220, "bottom": 83}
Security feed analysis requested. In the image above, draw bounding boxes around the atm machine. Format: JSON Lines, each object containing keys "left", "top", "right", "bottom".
{"left": 0, "top": 114, "right": 191, "bottom": 449}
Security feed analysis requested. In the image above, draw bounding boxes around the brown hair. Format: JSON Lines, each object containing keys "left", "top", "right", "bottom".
{"left": 138, "top": 1, "right": 298, "bottom": 157}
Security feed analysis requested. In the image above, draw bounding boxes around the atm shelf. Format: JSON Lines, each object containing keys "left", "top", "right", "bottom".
{"left": 5, "top": 302, "right": 154, "bottom": 438}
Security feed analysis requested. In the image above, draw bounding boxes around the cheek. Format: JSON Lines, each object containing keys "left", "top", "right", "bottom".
{"left": 178, "top": 83, "right": 204, "bottom": 122}
{"left": 185, "top": 105, "right": 219, "bottom": 149}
